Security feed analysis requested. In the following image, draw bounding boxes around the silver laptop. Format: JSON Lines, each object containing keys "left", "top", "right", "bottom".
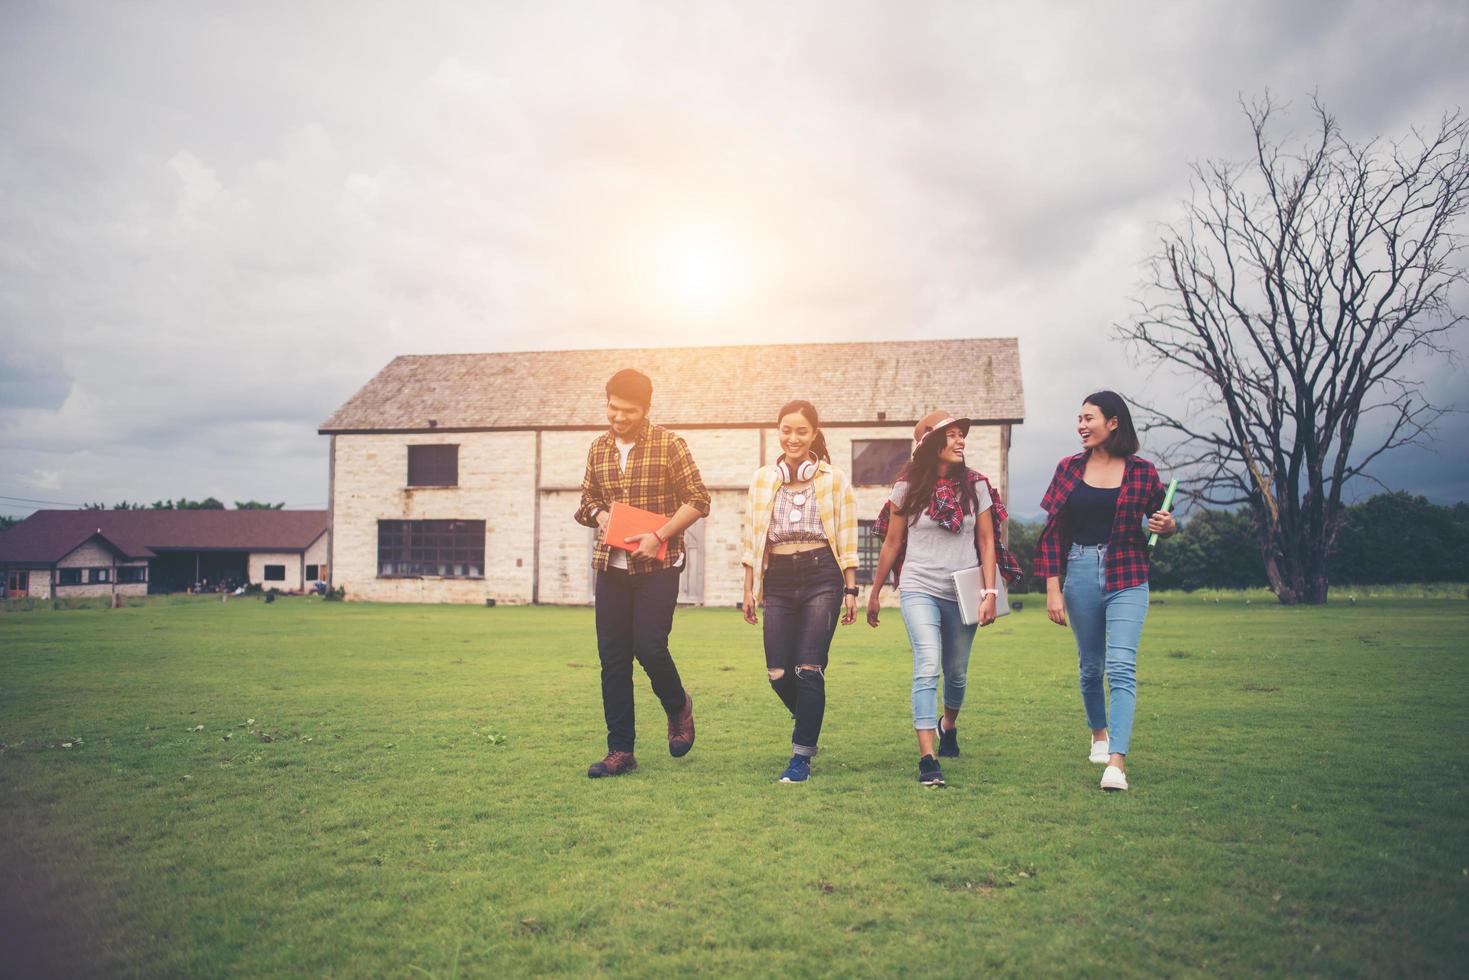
{"left": 951, "top": 566, "right": 1010, "bottom": 625}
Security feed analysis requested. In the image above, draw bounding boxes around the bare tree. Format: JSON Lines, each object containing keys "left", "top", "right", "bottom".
{"left": 1120, "top": 96, "right": 1468, "bottom": 604}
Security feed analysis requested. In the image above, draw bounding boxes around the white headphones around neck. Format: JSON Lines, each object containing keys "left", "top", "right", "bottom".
{"left": 775, "top": 454, "right": 818, "bottom": 484}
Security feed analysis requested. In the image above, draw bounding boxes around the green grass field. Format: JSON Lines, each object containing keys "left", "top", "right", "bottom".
{"left": 2, "top": 594, "right": 1466, "bottom": 977}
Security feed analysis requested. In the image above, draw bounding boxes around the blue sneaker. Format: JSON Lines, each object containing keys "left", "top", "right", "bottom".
{"left": 779, "top": 755, "right": 811, "bottom": 783}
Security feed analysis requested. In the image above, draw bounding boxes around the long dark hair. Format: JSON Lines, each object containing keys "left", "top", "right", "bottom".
{"left": 894, "top": 426, "right": 978, "bottom": 525}
{"left": 1082, "top": 390, "right": 1140, "bottom": 457}
{"left": 776, "top": 400, "right": 831, "bottom": 463}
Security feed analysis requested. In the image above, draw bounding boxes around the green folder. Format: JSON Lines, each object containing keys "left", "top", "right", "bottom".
{"left": 1148, "top": 479, "right": 1178, "bottom": 548}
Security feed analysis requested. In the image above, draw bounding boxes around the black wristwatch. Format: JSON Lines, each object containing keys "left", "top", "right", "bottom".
{"left": 842, "top": 587, "right": 860, "bottom": 597}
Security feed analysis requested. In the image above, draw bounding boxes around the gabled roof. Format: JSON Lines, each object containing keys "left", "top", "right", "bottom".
{"left": 0, "top": 510, "right": 328, "bottom": 565}
{"left": 319, "top": 338, "right": 1024, "bottom": 433}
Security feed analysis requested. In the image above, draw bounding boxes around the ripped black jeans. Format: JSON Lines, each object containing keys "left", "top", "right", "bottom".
{"left": 761, "top": 549, "right": 843, "bottom": 756}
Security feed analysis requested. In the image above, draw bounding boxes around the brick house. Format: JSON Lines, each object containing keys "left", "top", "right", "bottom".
{"left": 0, "top": 510, "right": 328, "bottom": 599}
{"left": 319, "top": 339, "right": 1024, "bottom": 606}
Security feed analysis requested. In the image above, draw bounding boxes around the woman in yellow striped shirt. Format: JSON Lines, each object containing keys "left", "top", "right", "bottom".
{"left": 741, "top": 400, "right": 860, "bottom": 783}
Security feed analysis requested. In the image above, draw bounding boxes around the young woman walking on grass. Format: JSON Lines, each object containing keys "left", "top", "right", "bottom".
{"left": 741, "top": 400, "right": 860, "bottom": 783}
{"left": 866, "top": 411, "right": 1020, "bottom": 788}
{"left": 1034, "top": 390, "right": 1176, "bottom": 792}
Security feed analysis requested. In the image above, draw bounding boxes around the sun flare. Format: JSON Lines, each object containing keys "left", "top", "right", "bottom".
{"left": 656, "top": 223, "right": 745, "bottom": 316}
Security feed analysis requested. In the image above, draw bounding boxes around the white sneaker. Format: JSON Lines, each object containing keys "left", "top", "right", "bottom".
{"left": 1089, "top": 739, "right": 1110, "bottom": 764}
{"left": 1100, "top": 765, "right": 1128, "bottom": 792}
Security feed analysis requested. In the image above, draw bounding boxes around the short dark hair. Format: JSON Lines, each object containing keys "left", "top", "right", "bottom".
{"left": 1083, "top": 390, "right": 1140, "bottom": 456}
{"left": 606, "top": 369, "right": 652, "bottom": 409}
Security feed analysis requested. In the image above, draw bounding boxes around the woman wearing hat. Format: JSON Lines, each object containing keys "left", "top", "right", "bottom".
{"left": 742, "top": 399, "right": 860, "bottom": 783}
{"left": 866, "top": 410, "right": 1007, "bottom": 788}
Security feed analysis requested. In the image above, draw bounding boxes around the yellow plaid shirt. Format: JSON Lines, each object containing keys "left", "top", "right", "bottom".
{"left": 575, "top": 420, "right": 711, "bottom": 575}
{"left": 742, "top": 460, "right": 858, "bottom": 601}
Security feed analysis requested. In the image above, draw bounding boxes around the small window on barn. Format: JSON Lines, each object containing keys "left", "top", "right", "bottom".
{"left": 88, "top": 568, "right": 111, "bottom": 584}
{"left": 856, "top": 520, "right": 892, "bottom": 587}
{"left": 305, "top": 564, "right": 320, "bottom": 580}
{"left": 117, "top": 566, "right": 147, "bottom": 584}
{"left": 852, "top": 440, "right": 911, "bottom": 486}
{"left": 408, "top": 444, "right": 459, "bottom": 487}
{"left": 58, "top": 568, "right": 83, "bottom": 586}
{"left": 377, "top": 519, "right": 485, "bottom": 578}
{"left": 263, "top": 565, "right": 286, "bottom": 581}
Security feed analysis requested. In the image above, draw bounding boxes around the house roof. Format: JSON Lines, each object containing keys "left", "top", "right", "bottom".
{"left": 319, "top": 338, "right": 1024, "bottom": 433}
{"left": 0, "top": 510, "right": 328, "bottom": 565}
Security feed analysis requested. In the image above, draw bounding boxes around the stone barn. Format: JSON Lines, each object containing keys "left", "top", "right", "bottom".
{"left": 319, "top": 339, "right": 1024, "bottom": 606}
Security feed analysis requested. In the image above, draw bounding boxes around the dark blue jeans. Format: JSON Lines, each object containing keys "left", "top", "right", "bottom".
{"left": 762, "top": 549, "right": 843, "bottom": 755}
{"left": 595, "top": 566, "right": 687, "bottom": 753}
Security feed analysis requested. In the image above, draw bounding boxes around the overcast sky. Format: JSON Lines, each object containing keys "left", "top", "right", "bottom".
{"left": 2, "top": 0, "right": 1467, "bottom": 521}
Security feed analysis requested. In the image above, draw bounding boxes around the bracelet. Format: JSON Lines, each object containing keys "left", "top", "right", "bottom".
{"left": 981, "top": 588, "right": 999, "bottom": 596}
{"left": 842, "top": 586, "right": 860, "bottom": 597}
{"left": 652, "top": 529, "right": 666, "bottom": 544}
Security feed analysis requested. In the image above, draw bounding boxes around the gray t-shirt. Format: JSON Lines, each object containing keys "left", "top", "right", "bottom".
{"left": 891, "top": 480, "right": 994, "bottom": 601}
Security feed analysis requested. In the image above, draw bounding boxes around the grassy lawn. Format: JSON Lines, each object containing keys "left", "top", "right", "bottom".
{"left": 2, "top": 594, "right": 1466, "bottom": 977}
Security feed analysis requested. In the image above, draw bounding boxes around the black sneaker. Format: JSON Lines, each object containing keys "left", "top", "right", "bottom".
{"left": 918, "top": 754, "right": 946, "bottom": 787}
{"left": 937, "top": 719, "right": 959, "bottom": 758}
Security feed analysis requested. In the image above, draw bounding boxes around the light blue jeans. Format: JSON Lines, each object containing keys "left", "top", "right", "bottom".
{"left": 899, "top": 591, "right": 978, "bottom": 731}
{"left": 1062, "top": 544, "right": 1149, "bottom": 756}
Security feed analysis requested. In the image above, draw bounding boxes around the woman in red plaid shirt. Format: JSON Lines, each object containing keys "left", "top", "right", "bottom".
{"left": 1034, "top": 391, "right": 1176, "bottom": 792}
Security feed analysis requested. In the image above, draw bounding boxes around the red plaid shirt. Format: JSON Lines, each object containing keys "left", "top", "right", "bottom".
{"left": 1033, "top": 452, "right": 1166, "bottom": 591}
{"left": 575, "top": 420, "right": 711, "bottom": 575}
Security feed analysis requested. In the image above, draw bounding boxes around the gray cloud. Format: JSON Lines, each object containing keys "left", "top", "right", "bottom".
{"left": 0, "top": 349, "right": 72, "bottom": 412}
{"left": 1, "top": 0, "right": 1466, "bottom": 519}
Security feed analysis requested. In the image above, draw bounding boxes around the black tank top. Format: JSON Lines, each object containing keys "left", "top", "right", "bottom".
{"left": 1067, "top": 482, "right": 1120, "bottom": 545}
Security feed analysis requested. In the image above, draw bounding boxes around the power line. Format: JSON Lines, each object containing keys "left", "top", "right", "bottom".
{"left": 0, "top": 492, "right": 85, "bottom": 507}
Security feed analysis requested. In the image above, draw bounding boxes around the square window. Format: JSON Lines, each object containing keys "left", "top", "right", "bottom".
{"left": 407, "top": 444, "right": 459, "bottom": 487}
{"left": 852, "top": 440, "right": 910, "bottom": 485}
{"left": 59, "top": 568, "right": 82, "bottom": 586}
{"left": 88, "top": 568, "right": 110, "bottom": 584}
{"left": 263, "top": 565, "right": 286, "bottom": 581}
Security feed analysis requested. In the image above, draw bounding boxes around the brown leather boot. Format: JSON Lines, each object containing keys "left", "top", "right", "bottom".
{"left": 667, "top": 692, "right": 695, "bottom": 757}
{"left": 587, "top": 750, "right": 638, "bottom": 778}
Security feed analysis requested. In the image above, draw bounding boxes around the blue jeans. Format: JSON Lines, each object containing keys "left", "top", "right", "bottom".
{"left": 762, "top": 549, "right": 844, "bottom": 755}
{"left": 1062, "top": 544, "right": 1149, "bottom": 756}
{"left": 899, "top": 591, "right": 977, "bottom": 731}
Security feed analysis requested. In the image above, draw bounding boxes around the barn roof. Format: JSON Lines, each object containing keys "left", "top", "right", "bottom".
{"left": 0, "top": 510, "right": 328, "bottom": 565}
{"left": 319, "top": 338, "right": 1024, "bottom": 433}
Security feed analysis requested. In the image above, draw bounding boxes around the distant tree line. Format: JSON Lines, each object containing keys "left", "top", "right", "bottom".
{"left": 1006, "top": 492, "right": 1468, "bottom": 593}
{"left": 80, "top": 498, "right": 285, "bottom": 511}
{"left": 0, "top": 499, "right": 286, "bottom": 535}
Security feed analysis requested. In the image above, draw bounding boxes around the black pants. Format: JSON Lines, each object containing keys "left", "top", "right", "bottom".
{"left": 594, "top": 566, "right": 687, "bottom": 753}
{"left": 761, "top": 549, "right": 843, "bottom": 754}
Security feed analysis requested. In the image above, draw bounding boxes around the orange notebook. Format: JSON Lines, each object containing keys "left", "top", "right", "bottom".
{"left": 604, "top": 502, "right": 670, "bottom": 561}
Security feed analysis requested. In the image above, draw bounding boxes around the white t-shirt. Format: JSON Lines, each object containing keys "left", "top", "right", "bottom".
{"left": 608, "top": 440, "right": 636, "bottom": 570}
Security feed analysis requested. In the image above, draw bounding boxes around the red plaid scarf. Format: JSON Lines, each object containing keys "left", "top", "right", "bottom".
{"left": 874, "top": 470, "right": 1023, "bottom": 587}
{"left": 926, "top": 478, "right": 965, "bottom": 532}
